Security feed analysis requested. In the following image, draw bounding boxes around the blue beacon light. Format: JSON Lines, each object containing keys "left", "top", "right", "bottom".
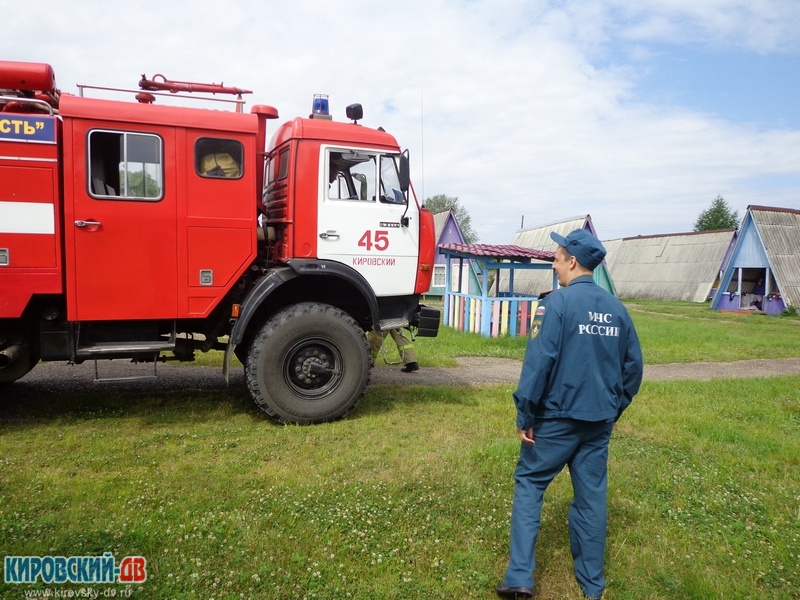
{"left": 312, "top": 94, "right": 329, "bottom": 116}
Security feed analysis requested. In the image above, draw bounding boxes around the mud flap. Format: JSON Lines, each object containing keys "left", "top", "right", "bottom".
{"left": 223, "top": 341, "right": 236, "bottom": 384}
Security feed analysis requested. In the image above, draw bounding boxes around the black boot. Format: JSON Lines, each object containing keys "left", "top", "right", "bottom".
{"left": 401, "top": 362, "right": 419, "bottom": 373}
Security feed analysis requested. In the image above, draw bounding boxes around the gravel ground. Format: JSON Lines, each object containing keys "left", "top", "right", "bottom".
{"left": 5, "top": 355, "right": 800, "bottom": 403}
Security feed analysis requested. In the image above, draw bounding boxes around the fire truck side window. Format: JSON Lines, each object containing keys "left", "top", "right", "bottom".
{"left": 88, "top": 130, "right": 163, "bottom": 200}
{"left": 195, "top": 137, "right": 243, "bottom": 179}
{"left": 327, "top": 150, "right": 375, "bottom": 201}
{"left": 277, "top": 147, "right": 290, "bottom": 180}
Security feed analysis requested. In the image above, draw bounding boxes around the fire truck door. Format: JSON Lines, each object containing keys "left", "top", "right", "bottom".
{"left": 67, "top": 129, "right": 177, "bottom": 320}
{"left": 317, "top": 149, "right": 419, "bottom": 297}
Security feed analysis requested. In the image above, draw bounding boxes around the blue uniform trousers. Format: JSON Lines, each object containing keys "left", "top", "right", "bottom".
{"left": 502, "top": 418, "right": 614, "bottom": 598}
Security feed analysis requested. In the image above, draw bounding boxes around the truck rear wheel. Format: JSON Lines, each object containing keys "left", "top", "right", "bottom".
{"left": 245, "top": 302, "right": 371, "bottom": 424}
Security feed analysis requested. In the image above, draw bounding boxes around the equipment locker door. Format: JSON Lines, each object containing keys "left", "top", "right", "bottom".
{"left": 66, "top": 128, "right": 177, "bottom": 321}
{"left": 316, "top": 148, "right": 419, "bottom": 297}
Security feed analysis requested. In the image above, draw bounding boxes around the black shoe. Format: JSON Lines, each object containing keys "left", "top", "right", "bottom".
{"left": 495, "top": 584, "right": 533, "bottom": 599}
{"left": 401, "top": 362, "right": 419, "bottom": 373}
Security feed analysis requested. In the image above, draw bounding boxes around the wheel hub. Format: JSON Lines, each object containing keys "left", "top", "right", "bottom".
{"left": 287, "top": 343, "right": 338, "bottom": 393}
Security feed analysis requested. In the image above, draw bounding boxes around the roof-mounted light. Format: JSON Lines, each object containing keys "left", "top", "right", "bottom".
{"left": 346, "top": 103, "right": 363, "bottom": 124}
{"left": 310, "top": 94, "right": 332, "bottom": 120}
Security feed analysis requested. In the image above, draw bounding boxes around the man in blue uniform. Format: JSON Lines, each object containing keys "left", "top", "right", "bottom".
{"left": 496, "top": 229, "right": 644, "bottom": 600}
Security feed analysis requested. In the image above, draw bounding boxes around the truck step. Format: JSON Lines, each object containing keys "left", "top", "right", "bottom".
{"left": 378, "top": 318, "right": 410, "bottom": 330}
{"left": 76, "top": 341, "right": 175, "bottom": 358}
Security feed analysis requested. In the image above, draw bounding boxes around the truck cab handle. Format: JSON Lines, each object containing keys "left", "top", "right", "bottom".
{"left": 319, "top": 231, "right": 339, "bottom": 239}
{"left": 75, "top": 220, "right": 102, "bottom": 228}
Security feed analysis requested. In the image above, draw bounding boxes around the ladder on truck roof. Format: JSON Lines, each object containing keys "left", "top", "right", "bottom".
{"left": 78, "top": 73, "right": 254, "bottom": 113}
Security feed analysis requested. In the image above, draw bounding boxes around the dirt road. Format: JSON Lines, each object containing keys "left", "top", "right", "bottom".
{"left": 370, "top": 356, "right": 800, "bottom": 386}
{"left": 6, "top": 356, "right": 800, "bottom": 403}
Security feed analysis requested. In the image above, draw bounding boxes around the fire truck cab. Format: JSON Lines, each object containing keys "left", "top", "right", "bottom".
{"left": 0, "top": 61, "right": 439, "bottom": 423}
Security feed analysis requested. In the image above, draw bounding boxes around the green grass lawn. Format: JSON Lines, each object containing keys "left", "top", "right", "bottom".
{"left": 1, "top": 301, "right": 799, "bottom": 599}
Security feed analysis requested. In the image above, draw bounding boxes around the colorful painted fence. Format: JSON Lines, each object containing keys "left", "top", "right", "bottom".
{"left": 437, "top": 242, "right": 556, "bottom": 337}
{"left": 445, "top": 292, "right": 541, "bottom": 337}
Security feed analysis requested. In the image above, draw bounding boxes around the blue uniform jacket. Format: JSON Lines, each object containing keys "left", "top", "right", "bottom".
{"left": 514, "top": 275, "right": 644, "bottom": 430}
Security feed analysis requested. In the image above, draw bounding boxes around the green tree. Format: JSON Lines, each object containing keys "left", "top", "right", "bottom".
{"left": 122, "top": 169, "right": 161, "bottom": 198}
{"left": 693, "top": 195, "right": 740, "bottom": 231}
{"left": 424, "top": 194, "right": 479, "bottom": 243}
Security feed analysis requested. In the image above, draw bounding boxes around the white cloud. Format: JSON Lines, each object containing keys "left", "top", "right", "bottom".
{"left": 605, "top": 0, "right": 800, "bottom": 52}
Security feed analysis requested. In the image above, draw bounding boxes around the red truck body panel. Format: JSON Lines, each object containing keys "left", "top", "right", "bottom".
{"left": 55, "top": 95, "right": 259, "bottom": 321}
{"left": 0, "top": 113, "right": 63, "bottom": 318}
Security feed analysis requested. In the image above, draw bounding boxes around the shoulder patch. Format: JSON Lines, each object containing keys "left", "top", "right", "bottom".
{"left": 530, "top": 302, "right": 546, "bottom": 339}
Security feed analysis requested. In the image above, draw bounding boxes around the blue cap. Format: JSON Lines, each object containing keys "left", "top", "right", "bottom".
{"left": 550, "top": 229, "right": 606, "bottom": 270}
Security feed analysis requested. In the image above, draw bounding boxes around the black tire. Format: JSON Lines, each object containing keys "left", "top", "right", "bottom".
{"left": 233, "top": 342, "right": 249, "bottom": 366}
{"left": 0, "top": 346, "right": 38, "bottom": 384}
{"left": 245, "top": 302, "right": 371, "bottom": 424}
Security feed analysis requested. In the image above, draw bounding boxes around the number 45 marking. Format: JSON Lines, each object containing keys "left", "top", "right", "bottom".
{"left": 358, "top": 230, "right": 389, "bottom": 251}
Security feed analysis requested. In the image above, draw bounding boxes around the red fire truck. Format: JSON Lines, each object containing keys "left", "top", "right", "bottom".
{"left": 0, "top": 60, "right": 439, "bottom": 423}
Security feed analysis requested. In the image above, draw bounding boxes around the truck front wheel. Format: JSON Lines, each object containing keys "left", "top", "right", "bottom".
{"left": 245, "top": 303, "right": 371, "bottom": 424}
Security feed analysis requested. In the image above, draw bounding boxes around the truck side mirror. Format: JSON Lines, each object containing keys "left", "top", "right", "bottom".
{"left": 399, "top": 153, "right": 410, "bottom": 193}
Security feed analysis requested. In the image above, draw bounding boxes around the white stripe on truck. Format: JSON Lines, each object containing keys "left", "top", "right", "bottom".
{"left": 0, "top": 201, "right": 55, "bottom": 234}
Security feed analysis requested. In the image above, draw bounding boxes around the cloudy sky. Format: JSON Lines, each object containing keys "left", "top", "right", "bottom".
{"left": 7, "top": 0, "right": 800, "bottom": 243}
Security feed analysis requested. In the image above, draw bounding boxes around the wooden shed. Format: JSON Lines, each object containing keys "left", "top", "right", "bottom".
{"left": 712, "top": 205, "right": 800, "bottom": 315}
{"left": 603, "top": 229, "right": 737, "bottom": 302}
{"left": 425, "top": 210, "right": 481, "bottom": 299}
